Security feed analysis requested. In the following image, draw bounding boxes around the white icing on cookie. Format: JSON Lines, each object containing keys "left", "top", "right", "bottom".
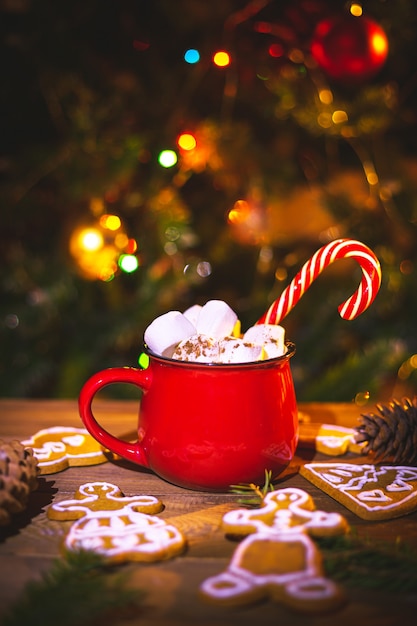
{"left": 48, "top": 481, "right": 186, "bottom": 563}
{"left": 301, "top": 463, "right": 417, "bottom": 519}
{"left": 22, "top": 426, "right": 108, "bottom": 472}
{"left": 200, "top": 488, "right": 347, "bottom": 612}
{"left": 65, "top": 504, "right": 185, "bottom": 562}
{"left": 200, "top": 532, "right": 344, "bottom": 611}
{"left": 222, "top": 487, "right": 348, "bottom": 537}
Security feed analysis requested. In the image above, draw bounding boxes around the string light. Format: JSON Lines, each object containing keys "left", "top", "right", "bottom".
{"left": 118, "top": 254, "right": 139, "bottom": 273}
{"left": 138, "top": 352, "right": 150, "bottom": 368}
{"left": 350, "top": 3, "right": 363, "bottom": 17}
{"left": 227, "top": 200, "right": 251, "bottom": 224}
{"left": 99, "top": 214, "right": 121, "bottom": 231}
{"left": 213, "top": 50, "right": 231, "bottom": 67}
{"left": 76, "top": 228, "right": 103, "bottom": 252}
{"left": 268, "top": 43, "right": 284, "bottom": 58}
{"left": 69, "top": 210, "right": 136, "bottom": 281}
{"left": 158, "top": 149, "right": 178, "bottom": 168}
{"left": 184, "top": 48, "right": 200, "bottom": 64}
{"left": 177, "top": 132, "right": 197, "bottom": 151}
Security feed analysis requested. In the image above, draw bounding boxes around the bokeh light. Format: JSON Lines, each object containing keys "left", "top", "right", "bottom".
{"left": 158, "top": 149, "right": 178, "bottom": 168}
{"left": 268, "top": 43, "right": 284, "bottom": 58}
{"left": 177, "top": 132, "right": 197, "bottom": 151}
{"left": 184, "top": 48, "right": 200, "bottom": 64}
{"left": 76, "top": 227, "right": 103, "bottom": 252}
{"left": 118, "top": 254, "right": 139, "bottom": 273}
{"left": 138, "top": 352, "right": 150, "bottom": 368}
{"left": 213, "top": 50, "right": 231, "bottom": 67}
{"left": 100, "top": 214, "right": 121, "bottom": 231}
{"left": 350, "top": 3, "right": 363, "bottom": 17}
{"left": 227, "top": 199, "right": 251, "bottom": 224}
{"left": 69, "top": 213, "right": 135, "bottom": 281}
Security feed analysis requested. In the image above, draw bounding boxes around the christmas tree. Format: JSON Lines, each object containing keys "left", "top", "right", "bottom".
{"left": 1, "top": 0, "right": 417, "bottom": 402}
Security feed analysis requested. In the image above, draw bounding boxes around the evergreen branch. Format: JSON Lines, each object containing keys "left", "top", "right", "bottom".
{"left": 230, "top": 469, "right": 275, "bottom": 506}
{"left": 318, "top": 532, "right": 417, "bottom": 592}
{"left": 1, "top": 550, "right": 144, "bottom": 626}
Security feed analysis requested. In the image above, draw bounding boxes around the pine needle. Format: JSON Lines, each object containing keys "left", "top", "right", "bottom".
{"left": 1, "top": 550, "right": 144, "bottom": 626}
{"left": 230, "top": 469, "right": 275, "bottom": 506}
{"left": 318, "top": 532, "right": 417, "bottom": 593}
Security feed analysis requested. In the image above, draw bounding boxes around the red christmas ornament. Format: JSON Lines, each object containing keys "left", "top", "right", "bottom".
{"left": 310, "top": 13, "right": 389, "bottom": 83}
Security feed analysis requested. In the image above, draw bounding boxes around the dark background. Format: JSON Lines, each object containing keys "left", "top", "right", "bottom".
{"left": 1, "top": 0, "right": 417, "bottom": 404}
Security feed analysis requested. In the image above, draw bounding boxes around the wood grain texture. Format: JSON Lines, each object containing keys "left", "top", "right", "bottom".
{"left": 0, "top": 399, "right": 416, "bottom": 625}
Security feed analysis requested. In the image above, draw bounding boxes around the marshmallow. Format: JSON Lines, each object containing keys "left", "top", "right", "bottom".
{"left": 144, "top": 311, "right": 196, "bottom": 356}
{"left": 196, "top": 300, "right": 238, "bottom": 338}
{"left": 243, "top": 324, "right": 286, "bottom": 359}
{"left": 183, "top": 304, "right": 202, "bottom": 327}
{"left": 218, "top": 337, "right": 265, "bottom": 364}
{"left": 172, "top": 334, "right": 220, "bottom": 363}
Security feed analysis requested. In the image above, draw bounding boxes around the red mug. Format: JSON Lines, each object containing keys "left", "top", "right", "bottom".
{"left": 78, "top": 342, "right": 298, "bottom": 491}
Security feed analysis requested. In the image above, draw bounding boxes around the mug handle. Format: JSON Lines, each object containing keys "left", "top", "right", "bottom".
{"left": 78, "top": 366, "right": 152, "bottom": 468}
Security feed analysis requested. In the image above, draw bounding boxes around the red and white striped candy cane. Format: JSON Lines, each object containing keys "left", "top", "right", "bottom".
{"left": 257, "top": 239, "right": 382, "bottom": 325}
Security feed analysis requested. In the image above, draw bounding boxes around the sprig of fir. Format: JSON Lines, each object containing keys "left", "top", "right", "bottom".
{"left": 230, "top": 469, "right": 275, "bottom": 506}
{"left": 1, "top": 550, "right": 144, "bottom": 626}
{"left": 317, "top": 531, "right": 417, "bottom": 593}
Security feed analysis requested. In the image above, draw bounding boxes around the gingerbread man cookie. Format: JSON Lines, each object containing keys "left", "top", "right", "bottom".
{"left": 22, "top": 426, "right": 112, "bottom": 474}
{"left": 300, "top": 462, "right": 417, "bottom": 521}
{"left": 48, "top": 482, "right": 186, "bottom": 563}
{"left": 221, "top": 487, "right": 349, "bottom": 538}
{"left": 200, "top": 488, "right": 348, "bottom": 613}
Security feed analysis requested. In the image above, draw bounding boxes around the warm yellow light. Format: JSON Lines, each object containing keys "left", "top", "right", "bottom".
{"left": 213, "top": 50, "right": 231, "bottom": 67}
{"left": 318, "top": 89, "right": 333, "bottom": 104}
{"left": 363, "top": 161, "right": 379, "bottom": 186}
{"left": 354, "top": 391, "right": 370, "bottom": 406}
{"left": 100, "top": 214, "right": 121, "bottom": 231}
{"left": 177, "top": 133, "right": 197, "bottom": 151}
{"left": 227, "top": 200, "right": 250, "bottom": 224}
{"left": 367, "top": 172, "right": 379, "bottom": 185}
{"left": 372, "top": 32, "right": 388, "bottom": 56}
{"left": 317, "top": 112, "right": 332, "bottom": 128}
{"left": 332, "top": 110, "right": 348, "bottom": 124}
{"left": 115, "top": 233, "right": 129, "bottom": 249}
{"left": 398, "top": 355, "right": 417, "bottom": 380}
{"left": 79, "top": 228, "right": 103, "bottom": 252}
{"left": 350, "top": 4, "right": 363, "bottom": 17}
{"left": 275, "top": 267, "right": 288, "bottom": 282}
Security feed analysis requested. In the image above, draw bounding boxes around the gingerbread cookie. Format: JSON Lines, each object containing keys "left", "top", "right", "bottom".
{"left": 200, "top": 488, "right": 348, "bottom": 612}
{"left": 221, "top": 487, "right": 349, "bottom": 538}
{"left": 21, "top": 426, "right": 112, "bottom": 474}
{"left": 300, "top": 462, "right": 417, "bottom": 520}
{"left": 298, "top": 423, "right": 363, "bottom": 456}
{"left": 48, "top": 482, "right": 186, "bottom": 563}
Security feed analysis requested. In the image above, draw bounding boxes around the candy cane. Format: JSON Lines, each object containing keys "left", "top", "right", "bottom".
{"left": 257, "top": 239, "right": 381, "bottom": 325}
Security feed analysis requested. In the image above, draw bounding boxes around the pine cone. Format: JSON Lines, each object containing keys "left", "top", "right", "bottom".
{"left": 0, "top": 439, "right": 39, "bottom": 526}
{"left": 355, "top": 397, "right": 417, "bottom": 465}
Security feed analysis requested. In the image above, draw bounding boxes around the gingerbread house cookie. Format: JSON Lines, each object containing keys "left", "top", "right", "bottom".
{"left": 300, "top": 462, "right": 417, "bottom": 520}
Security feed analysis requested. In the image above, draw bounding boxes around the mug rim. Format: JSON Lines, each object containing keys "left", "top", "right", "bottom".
{"left": 143, "top": 340, "right": 296, "bottom": 369}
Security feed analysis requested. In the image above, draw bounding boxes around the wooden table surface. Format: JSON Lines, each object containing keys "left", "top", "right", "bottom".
{"left": 1, "top": 398, "right": 416, "bottom": 625}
